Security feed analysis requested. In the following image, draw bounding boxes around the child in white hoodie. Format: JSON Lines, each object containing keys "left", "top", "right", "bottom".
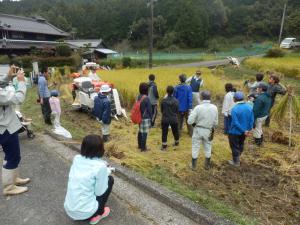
{"left": 49, "top": 90, "right": 61, "bottom": 127}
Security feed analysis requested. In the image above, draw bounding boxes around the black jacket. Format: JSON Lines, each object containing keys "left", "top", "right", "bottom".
{"left": 138, "top": 95, "right": 152, "bottom": 119}
{"left": 161, "top": 96, "right": 179, "bottom": 124}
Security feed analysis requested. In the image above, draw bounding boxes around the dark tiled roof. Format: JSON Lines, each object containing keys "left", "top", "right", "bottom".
{"left": 0, "top": 39, "right": 58, "bottom": 49}
{"left": 0, "top": 14, "right": 69, "bottom": 37}
{"left": 64, "top": 39, "right": 105, "bottom": 48}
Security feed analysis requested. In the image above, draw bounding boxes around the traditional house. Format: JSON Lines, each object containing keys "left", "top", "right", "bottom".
{"left": 0, "top": 13, "right": 69, "bottom": 55}
{"left": 65, "top": 39, "right": 117, "bottom": 59}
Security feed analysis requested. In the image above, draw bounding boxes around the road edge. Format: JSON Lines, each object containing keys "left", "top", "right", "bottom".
{"left": 44, "top": 130, "right": 234, "bottom": 225}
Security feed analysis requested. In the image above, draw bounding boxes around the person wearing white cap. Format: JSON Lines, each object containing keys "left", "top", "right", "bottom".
{"left": 93, "top": 84, "right": 112, "bottom": 142}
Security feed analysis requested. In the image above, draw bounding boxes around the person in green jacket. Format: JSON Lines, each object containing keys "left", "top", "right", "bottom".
{"left": 253, "top": 83, "right": 272, "bottom": 146}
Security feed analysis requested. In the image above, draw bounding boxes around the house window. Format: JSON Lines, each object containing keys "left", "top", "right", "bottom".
{"left": 11, "top": 32, "right": 24, "bottom": 39}
{"left": 36, "top": 34, "right": 46, "bottom": 40}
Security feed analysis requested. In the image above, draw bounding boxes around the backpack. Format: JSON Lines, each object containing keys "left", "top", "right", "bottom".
{"left": 131, "top": 95, "right": 146, "bottom": 124}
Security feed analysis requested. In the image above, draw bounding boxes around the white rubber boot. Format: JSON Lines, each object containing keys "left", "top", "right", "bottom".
{"left": 2, "top": 167, "right": 28, "bottom": 196}
{"left": 3, "top": 160, "right": 30, "bottom": 185}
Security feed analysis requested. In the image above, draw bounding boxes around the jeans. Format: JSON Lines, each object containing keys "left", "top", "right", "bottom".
{"left": 223, "top": 115, "right": 231, "bottom": 135}
{"left": 161, "top": 122, "right": 179, "bottom": 145}
{"left": 92, "top": 176, "right": 114, "bottom": 217}
{"left": 41, "top": 97, "right": 52, "bottom": 124}
{"left": 137, "top": 132, "right": 148, "bottom": 150}
{"left": 1, "top": 131, "right": 21, "bottom": 169}
{"left": 151, "top": 104, "right": 158, "bottom": 126}
{"left": 178, "top": 111, "right": 193, "bottom": 137}
{"left": 228, "top": 134, "right": 246, "bottom": 160}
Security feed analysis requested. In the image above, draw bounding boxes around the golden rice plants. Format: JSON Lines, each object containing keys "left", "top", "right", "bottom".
{"left": 99, "top": 67, "right": 225, "bottom": 107}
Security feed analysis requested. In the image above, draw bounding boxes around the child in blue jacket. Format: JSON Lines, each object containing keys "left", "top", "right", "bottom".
{"left": 93, "top": 85, "right": 112, "bottom": 142}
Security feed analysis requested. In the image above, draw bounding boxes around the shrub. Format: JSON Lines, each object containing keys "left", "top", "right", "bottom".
{"left": 98, "top": 59, "right": 117, "bottom": 69}
{"left": 0, "top": 55, "right": 10, "bottom": 64}
{"left": 122, "top": 57, "right": 132, "bottom": 68}
{"left": 56, "top": 44, "right": 72, "bottom": 57}
{"left": 265, "top": 48, "right": 285, "bottom": 58}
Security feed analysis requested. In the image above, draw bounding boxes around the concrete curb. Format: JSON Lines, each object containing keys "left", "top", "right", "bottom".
{"left": 44, "top": 130, "right": 234, "bottom": 225}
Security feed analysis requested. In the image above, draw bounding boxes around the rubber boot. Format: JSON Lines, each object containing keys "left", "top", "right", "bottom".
{"left": 204, "top": 158, "right": 211, "bottom": 170}
{"left": 137, "top": 132, "right": 142, "bottom": 149}
{"left": 173, "top": 140, "right": 179, "bottom": 147}
{"left": 141, "top": 133, "right": 149, "bottom": 151}
{"left": 3, "top": 161, "right": 30, "bottom": 185}
{"left": 254, "top": 138, "right": 261, "bottom": 146}
{"left": 2, "top": 168, "right": 28, "bottom": 196}
{"left": 103, "top": 135, "right": 110, "bottom": 143}
{"left": 190, "top": 158, "right": 197, "bottom": 171}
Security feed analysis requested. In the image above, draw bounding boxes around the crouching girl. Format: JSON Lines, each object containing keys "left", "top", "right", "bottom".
{"left": 64, "top": 135, "right": 114, "bottom": 225}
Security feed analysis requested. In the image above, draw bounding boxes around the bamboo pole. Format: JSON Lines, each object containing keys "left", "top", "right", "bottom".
{"left": 289, "top": 94, "right": 292, "bottom": 148}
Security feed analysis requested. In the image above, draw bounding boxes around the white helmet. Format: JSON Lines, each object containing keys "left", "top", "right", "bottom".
{"left": 100, "top": 84, "right": 111, "bottom": 93}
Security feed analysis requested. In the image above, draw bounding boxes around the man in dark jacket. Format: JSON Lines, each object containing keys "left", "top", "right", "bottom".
{"left": 148, "top": 74, "right": 159, "bottom": 127}
{"left": 186, "top": 70, "right": 203, "bottom": 108}
{"left": 93, "top": 84, "right": 112, "bottom": 142}
{"left": 265, "top": 74, "right": 286, "bottom": 126}
{"left": 253, "top": 83, "right": 272, "bottom": 146}
{"left": 137, "top": 83, "right": 153, "bottom": 151}
{"left": 160, "top": 86, "right": 179, "bottom": 151}
{"left": 174, "top": 74, "right": 193, "bottom": 137}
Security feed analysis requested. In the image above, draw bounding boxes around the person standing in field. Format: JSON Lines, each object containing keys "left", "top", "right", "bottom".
{"left": 265, "top": 74, "right": 286, "bottom": 126}
{"left": 222, "top": 83, "right": 235, "bottom": 135}
{"left": 244, "top": 73, "right": 264, "bottom": 97}
{"left": 137, "top": 83, "right": 152, "bottom": 151}
{"left": 228, "top": 92, "right": 254, "bottom": 166}
{"left": 93, "top": 85, "right": 112, "bottom": 143}
{"left": 253, "top": 83, "right": 272, "bottom": 146}
{"left": 188, "top": 91, "right": 218, "bottom": 170}
{"left": 186, "top": 70, "right": 203, "bottom": 108}
{"left": 160, "top": 86, "right": 179, "bottom": 151}
{"left": 174, "top": 74, "right": 193, "bottom": 137}
{"left": 49, "top": 90, "right": 61, "bottom": 128}
{"left": 38, "top": 70, "right": 52, "bottom": 125}
{"left": 148, "top": 74, "right": 159, "bottom": 127}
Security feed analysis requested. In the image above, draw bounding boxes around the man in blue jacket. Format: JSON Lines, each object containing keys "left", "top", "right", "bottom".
{"left": 253, "top": 83, "right": 271, "bottom": 146}
{"left": 228, "top": 91, "right": 254, "bottom": 166}
{"left": 174, "top": 74, "right": 193, "bottom": 137}
{"left": 93, "top": 85, "right": 112, "bottom": 142}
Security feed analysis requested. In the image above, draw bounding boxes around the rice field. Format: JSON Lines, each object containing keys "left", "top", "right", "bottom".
{"left": 98, "top": 67, "right": 228, "bottom": 107}
{"left": 244, "top": 54, "right": 300, "bottom": 79}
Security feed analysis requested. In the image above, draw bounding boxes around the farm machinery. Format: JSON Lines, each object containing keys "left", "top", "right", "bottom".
{"left": 71, "top": 67, "right": 127, "bottom": 120}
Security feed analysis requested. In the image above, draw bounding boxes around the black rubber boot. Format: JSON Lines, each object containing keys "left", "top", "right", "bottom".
{"left": 103, "top": 135, "right": 110, "bottom": 143}
{"left": 141, "top": 133, "right": 148, "bottom": 151}
{"left": 190, "top": 158, "right": 197, "bottom": 171}
{"left": 254, "top": 138, "right": 261, "bottom": 146}
{"left": 204, "top": 158, "right": 211, "bottom": 170}
{"left": 137, "top": 132, "right": 142, "bottom": 149}
{"left": 160, "top": 144, "right": 167, "bottom": 151}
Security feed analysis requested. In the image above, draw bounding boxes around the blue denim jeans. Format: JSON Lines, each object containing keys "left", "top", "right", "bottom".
{"left": 1, "top": 130, "right": 21, "bottom": 169}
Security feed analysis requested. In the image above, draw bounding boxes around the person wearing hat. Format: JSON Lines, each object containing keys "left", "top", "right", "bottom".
{"left": 0, "top": 68, "right": 31, "bottom": 195}
{"left": 252, "top": 83, "right": 272, "bottom": 146}
{"left": 88, "top": 67, "right": 101, "bottom": 81}
{"left": 174, "top": 74, "right": 193, "bottom": 137}
{"left": 49, "top": 90, "right": 61, "bottom": 128}
{"left": 228, "top": 91, "right": 254, "bottom": 166}
{"left": 93, "top": 84, "right": 112, "bottom": 142}
{"left": 187, "top": 91, "right": 218, "bottom": 170}
{"left": 186, "top": 70, "right": 203, "bottom": 108}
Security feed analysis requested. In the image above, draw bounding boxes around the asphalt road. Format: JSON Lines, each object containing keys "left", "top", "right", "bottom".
{"left": 0, "top": 134, "right": 198, "bottom": 225}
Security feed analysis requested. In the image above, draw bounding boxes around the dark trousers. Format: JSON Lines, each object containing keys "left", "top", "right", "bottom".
{"left": 92, "top": 176, "right": 114, "bottom": 217}
{"left": 228, "top": 134, "right": 245, "bottom": 160}
{"left": 178, "top": 111, "right": 193, "bottom": 137}
{"left": 0, "top": 131, "right": 21, "bottom": 169}
{"left": 151, "top": 104, "right": 158, "bottom": 126}
{"left": 223, "top": 116, "right": 232, "bottom": 135}
{"left": 137, "top": 132, "right": 148, "bottom": 150}
{"left": 161, "top": 122, "right": 179, "bottom": 145}
{"left": 41, "top": 97, "right": 52, "bottom": 124}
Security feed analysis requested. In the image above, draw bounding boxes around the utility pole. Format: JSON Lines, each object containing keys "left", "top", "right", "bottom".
{"left": 149, "top": 0, "right": 154, "bottom": 69}
{"left": 278, "top": 2, "right": 287, "bottom": 45}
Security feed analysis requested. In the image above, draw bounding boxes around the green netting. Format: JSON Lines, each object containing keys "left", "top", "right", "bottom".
{"left": 112, "top": 43, "right": 272, "bottom": 61}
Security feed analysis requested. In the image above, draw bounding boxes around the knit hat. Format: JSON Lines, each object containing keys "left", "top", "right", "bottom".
{"left": 50, "top": 90, "right": 59, "bottom": 97}
{"left": 234, "top": 91, "right": 244, "bottom": 101}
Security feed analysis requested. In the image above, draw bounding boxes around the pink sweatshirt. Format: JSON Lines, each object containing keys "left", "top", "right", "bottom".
{"left": 49, "top": 97, "right": 61, "bottom": 114}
